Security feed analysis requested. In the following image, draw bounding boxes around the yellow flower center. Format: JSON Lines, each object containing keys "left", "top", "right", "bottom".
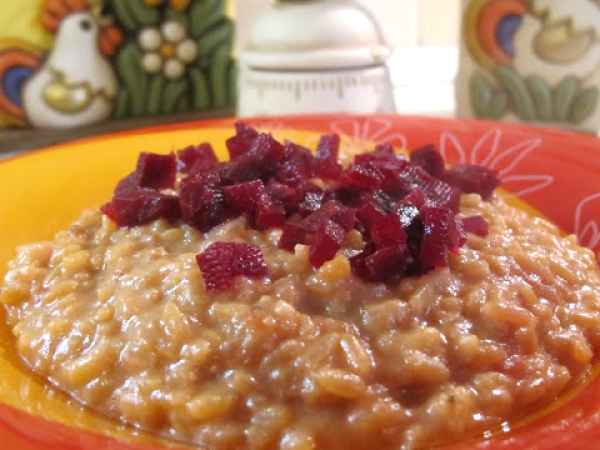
{"left": 161, "top": 43, "right": 176, "bottom": 59}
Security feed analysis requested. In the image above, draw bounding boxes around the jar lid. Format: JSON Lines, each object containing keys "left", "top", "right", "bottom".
{"left": 242, "top": 0, "right": 391, "bottom": 70}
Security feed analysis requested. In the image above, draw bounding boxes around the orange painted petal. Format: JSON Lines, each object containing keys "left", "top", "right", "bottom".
{"left": 40, "top": 10, "right": 60, "bottom": 33}
{"left": 65, "top": 0, "right": 90, "bottom": 12}
{"left": 44, "top": 0, "right": 69, "bottom": 18}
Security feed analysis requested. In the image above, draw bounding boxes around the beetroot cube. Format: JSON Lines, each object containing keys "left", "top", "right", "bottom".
{"left": 180, "top": 171, "right": 229, "bottom": 232}
{"left": 314, "top": 134, "right": 343, "bottom": 179}
{"left": 371, "top": 214, "right": 407, "bottom": 248}
{"left": 364, "top": 245, "right": 408, "bottom": 282}
{"left": 178, "top": 143, "right": 218, "bottom": 173}
{"left": 461, "top": 215, "right": 489, "bottom": 237}
{"left": 299, "top": 190, "right": 326, "bottom": 216}
{"left": 277, "top": 142, "right": 315, "bottom": 185}
{"left": 196, "top": 242, "right": 268, "bottom": 291}
{"left": 114, "top": 171, "right": 140, "bottom": 196}
{"left": 226, "top": 122, "right": 259, "bottom": 160}
{"left": 420, "top": 207, "right": 465, "bottom": 269}
{"left": 255, "top": 193, "right": 286, "bottom": 229}
{"left": 102, "top": 190, "right": 180, "bottom": 227}
{"left": 136, "top": 152, "right": 177, "bottom": 190}
{"left": 223, "top": 180, "right": 266, "bottom": 214}
{"left": 357, "top": 202, "right": 387, "bottom": 231}
{"left": 401, "top": 189, "right": 427, "bottom": 209}
{"left": 221, "top": 133, "right": 284, "bottom": 183}
{"left": 410, "top": 145, "right": 445, "bottom": 178}
{"left": 267, "top": 180, "right": 305, "bottom": 212}
{"left": 343, "top": 162, "right": 385, "bottom": 190}
{"left": 309, "top": 220, "right": 346, "bottom": 268}
{"left": 279, "top": 220, "right": 308, "bottom": 251}
{"left": 444, "top": 164, "right": 500, "bottom": 199}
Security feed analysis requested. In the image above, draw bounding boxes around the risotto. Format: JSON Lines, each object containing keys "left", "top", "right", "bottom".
{"left": 2, "top": 128, "right": 600, "bottom": 450}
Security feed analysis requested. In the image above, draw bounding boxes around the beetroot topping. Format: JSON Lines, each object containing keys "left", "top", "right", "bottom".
{"left": 461, "top": 215, "right": 489, "bottom": 237}
{"left": 196, "top": 242, "right": 268, "bottom": 291}
{"left": 103, "top": 122, "right": 501, "bottom": 289}
{"left": 410, "top": 144, "right": 445, "bottom": 178}
{"left": 136, "top": 152, "right": 177, "bottom": 190}
{"left": 178, "top": 143, "right": 217, "bottom": 174}
{"left": 443, "top": 164, "right": 500, "bottom": 199}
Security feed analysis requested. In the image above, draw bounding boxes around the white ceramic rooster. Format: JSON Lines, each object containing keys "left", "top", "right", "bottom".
{"left": 22, "top": 11, "right": 118, "bottom": 128}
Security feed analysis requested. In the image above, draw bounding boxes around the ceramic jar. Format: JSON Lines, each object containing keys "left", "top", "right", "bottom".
{"left": 238, "top": 0, "right": 396, "bottom": 117}
{"left": 457, "top": 0, "right": 600, "bottom": 133}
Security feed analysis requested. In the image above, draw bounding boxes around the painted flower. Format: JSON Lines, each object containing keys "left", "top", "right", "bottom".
{"left": 143, "top": 0, "right": 191, "bottom": 11}
{"left": 574, "top": 192, "right": 600, "bottom": 252}
{"left": 138, "top": 20, "right": 198, "bottom": 80}
{"left": 440, "top": 128, "right": 553, "bottom": 197}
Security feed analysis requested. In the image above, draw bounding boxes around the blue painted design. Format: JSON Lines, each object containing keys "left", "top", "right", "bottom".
{"left": 496, "top": 15, "right": 522, "bottom": 58}
{"left": 3, "top": 66, "right": 32, "bottom": 108}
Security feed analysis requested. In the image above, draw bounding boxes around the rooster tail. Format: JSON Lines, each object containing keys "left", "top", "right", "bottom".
{"left": 0, "top": 46, "right": 42, "bottom": 127}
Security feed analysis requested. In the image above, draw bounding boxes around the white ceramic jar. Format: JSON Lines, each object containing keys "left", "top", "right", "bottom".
{"left": 238, "top": 0, "right": 396, "bottom": 117}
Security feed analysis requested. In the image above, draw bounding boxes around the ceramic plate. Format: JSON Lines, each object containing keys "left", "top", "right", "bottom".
{"left": 1, "top": 115, "right": 600, "bottom": 450}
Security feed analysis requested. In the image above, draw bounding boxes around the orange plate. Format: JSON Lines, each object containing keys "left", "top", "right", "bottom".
{"left": 2, "top": 114, "right": 600, "bottom": 450}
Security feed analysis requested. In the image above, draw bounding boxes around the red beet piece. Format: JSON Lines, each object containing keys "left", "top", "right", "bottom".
{"left": 255, "top": 192, "right": 286, "bottom": 229}
{"left": 279, "top": 220, "right": 308, "bottom": 251}
{"left": 444, "top": 164, "right": 500, "bottom": 199}
{"left": 410, "top": 145, "right": 445, "bottom": 178}
{"left": 314, "top": 134, "right": 342, "bottom": 179}
{"left": 309, "top": 220, "right": 346, "bottom": 268}
{"left": 461, "top": 215, "right": 489, "bottom": 237}
{"left": 364, "top": 245, "right": 408, "bottom": 282}
{"left": 395, "top": 165, "right": 461, "bottom": 211}
{"left": 357, "top": 201, "right": 388, "bottom": 231}
{"left": 301, "top": 200, "right": 355, "bottom": 234}
{"left": 223, "top": 180, "right": 265, "bottom": 214}
{"left": 196, "top": 242, "right": 268, "bottom": 291}
{"left": 136, "top": 152, "right": 177, "bottom": 190}
{"left": 102, "top": 190, "right": 180, "bottom": 227}
{"left": 277, "top": 142, "right": 315, "bottom": 185}
{"left": 226, "top": 122, "right": 259, "bottom": 160}
{"left": 370, "top": 214, "right": 407, "bottom": 248}
{"left": 178, "top": 143, "right": 218, "bottom": 173}
{"left": 267, "top": 180, "right": 305, "bottom": 212}
{"left": 221, "top": 133, "right": 284, "bottom": 183}
{"left": 343, "top": 161, "right": 385, "bottom": 190}
{"left": 180, "top": 171, "right": 229, "bottom": 232}
{"left": 299, "top": 190, "right": 326, "bottom": 216}
{"left": 114, "top": 171, "right": 140, "bottom": 195}
{"left": 401, "top": 189, "right": 427, "bottom": 209}
{"left": 420, "top": 207, "right": 465, "bottom": 269}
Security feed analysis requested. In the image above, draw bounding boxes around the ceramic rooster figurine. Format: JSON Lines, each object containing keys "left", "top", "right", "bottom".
{"left": 0, "top": 0, "right": 122, "bottom": 128}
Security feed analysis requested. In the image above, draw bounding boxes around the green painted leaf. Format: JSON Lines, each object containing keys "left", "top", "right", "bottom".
{"left": 113, "top": 89, "right": 130, "bottom": 119}
{"left": 197, "top": 18, "right": 234, "bottom": 58}
{"left": 116, "top": 43, "right": 148, "bottom": 117}
{"left": 190, "top": 68, "right": 211, "bottom": 111}
{"left": 109, "top": 0, "right": 138, "bottom": 31}
{"left": 147, "top": 76, "right": 165, "bottom": 115}
{"left": 553, "top": 76, "right": 580, "bottom": 122}
{"left": 228, "top": 60, "right": 238, "bottom": 107}
{"left": 125, "top": 0, "right": 161, "bottom": 27}
{"left": 487, "top": 91, "right": 509, "bottom": 119}
{"left": 189, "top": 0, "right": 224, "bottom": 38}
{"left": 210, "top": 45, "right": 230, "bottom": 108}
{"left": 469, "top": 72, "right": 494, "bottom": 118}
{"left": 494, "top": 66, "right": 536, "bottom": 121}
{"left": 165, "top": 9, "right": 190, "bottom": 29}
{"left": 569, "top": 86, "right": 600, "bottom": 125}
{"left": 162, "top": 79, "right": 189, "bottom": 114}
{"left": 525, "top": 75, "right": 553, "bottom": 122}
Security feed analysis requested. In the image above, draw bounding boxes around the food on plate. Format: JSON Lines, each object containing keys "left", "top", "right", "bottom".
{"left": 2, "top": 124, "right": 600, "bottom": 450}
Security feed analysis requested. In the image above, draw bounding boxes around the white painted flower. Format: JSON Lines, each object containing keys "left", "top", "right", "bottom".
{"left": 439, "top": 128, "right": 553, "bottom": 197}
{"left": 575, "top": 192, "right": 600, "bottom": 251}
{"left": 138, "top": 20, "right": 198, "bottom": 80}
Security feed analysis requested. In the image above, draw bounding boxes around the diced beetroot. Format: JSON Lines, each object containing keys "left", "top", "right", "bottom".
{"left": 370, "top": 214, "right": 407, "bottom": 248}
{"left": 395, "top": 203, "right": 421, "bottom": 229}
{"left": 314, "top": 134, "right": 342, "bottom": 179}
{"left": 102, "top": 190, "right": 180, "bottom": 227}
{"left": 401, "top": 189, "right": 426, "bottom": 209}
{"left": 136, "top": 152, "right": 177, "bottom": 190}
{"left": 420, "top": 207, "right": 465, "bottom": 269}
{"left": 267, "top": 180, "right": 304, "bottom": 212}
{"left": 300, "top": 200, "right": 355, "bottom": 235}
{"left": 221, "top": 133, "right": 284, "bottom": 183}
{"left": 114, "top": 171, "right": 140, "bottom": 195}
{"left": 299, "top": 190, "right": 326, "bottom": 216}
{"left": 277, "top": 142, "right": 314, "bottom": 185}
{"left": 223, "top": 180, "right": 265, "bottom": 214}
{"left": 196, "top": 242, "right": 268, "bottom": 291}
{"left": 279, "top": 220, "right": 308, "bottom": 251}
{"left": 178, "top": 143, "right": 218, "bottom": 173}
{"left": 180, "top": 171, "right": 229, "bottom": 232}
{"left": 309, "top": 220, "right": 346, "bottom": 268}
{"left": 394, "top": 165, "right": 461, "bottom": 211}
{"left": 410, "top": 145, "right": 445, "bottom": 178}
{"left": 255, "top": 192, "right": 286, "bottom": 229}
{"left": 444, "top": 164, "right": 500, "bottom": 199}
{"left": 357, "top": 202, "right": 387, "bottom": 232}
{"left": 226, "top": 122, "right": 259, "bottom": 160}
{"left": 364, "top": 245, "right": 408, "bottom": 282}
{"left": 343, "top": 161, "right": 385, "bottom": 190}
{"left": 461, "top": 215, "right": 489, "bottom": 237}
